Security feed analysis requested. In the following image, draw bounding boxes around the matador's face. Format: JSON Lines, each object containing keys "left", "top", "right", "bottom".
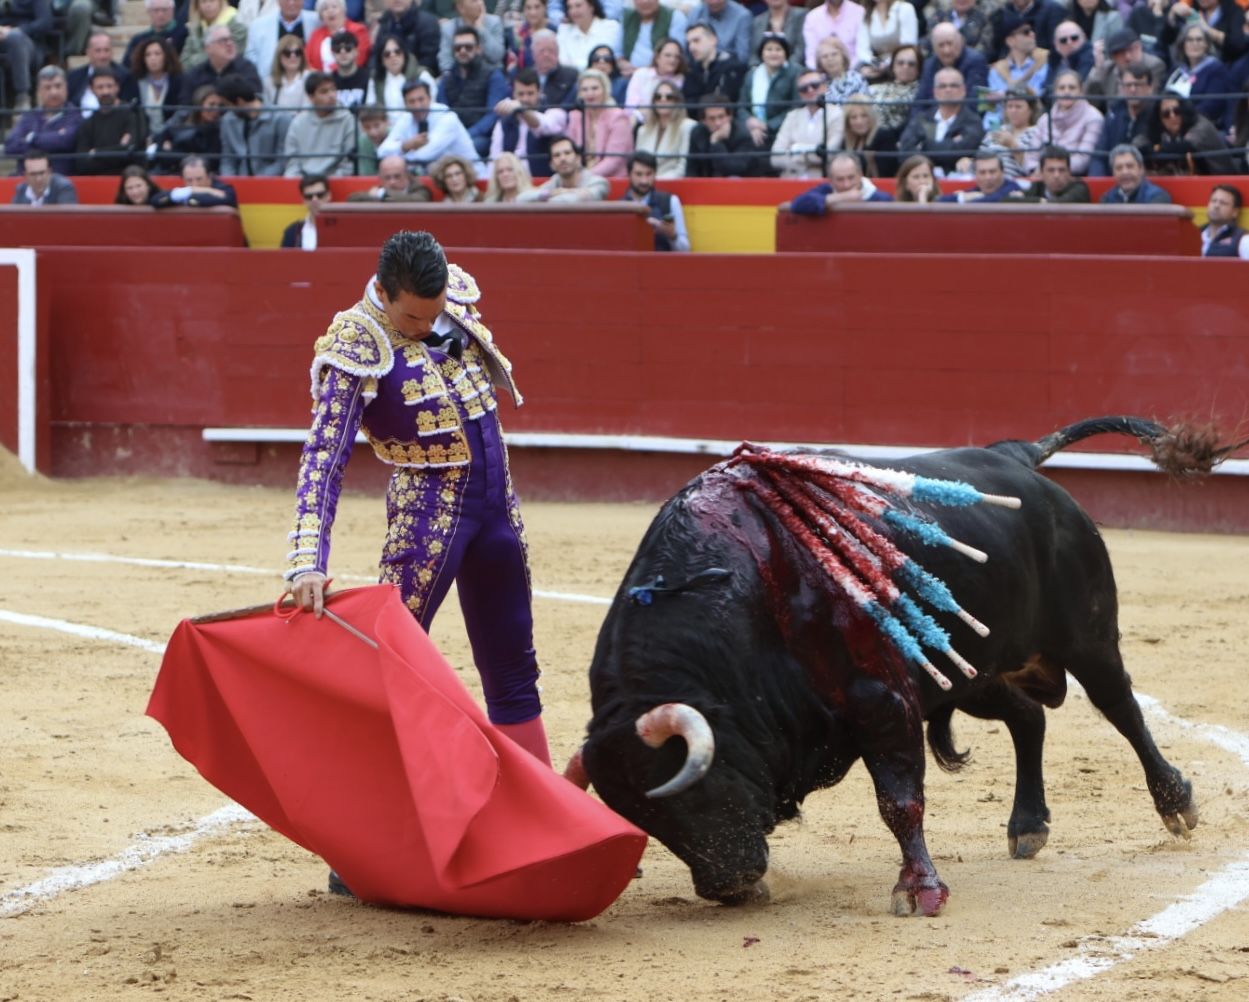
{"left": 375, "top": 281, "right": 447, "bottom": 339}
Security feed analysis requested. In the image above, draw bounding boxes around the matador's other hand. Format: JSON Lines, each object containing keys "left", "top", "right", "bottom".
{"left": 290, "top": 572, "right": 328, "bottom": 618}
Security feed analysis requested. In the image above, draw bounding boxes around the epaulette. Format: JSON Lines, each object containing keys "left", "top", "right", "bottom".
{"left": 309, "top": 305, "right": 395, "bottom": 401}
{"left": 446, "top": 263, "right": 480, "bottom": 305}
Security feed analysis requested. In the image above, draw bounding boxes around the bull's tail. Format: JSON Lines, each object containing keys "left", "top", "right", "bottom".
{"left": 991, "top": 416, "right": 1249, "bottom": 478}
{"left": 926, "top": 704, "right": 970, "bottom": 773}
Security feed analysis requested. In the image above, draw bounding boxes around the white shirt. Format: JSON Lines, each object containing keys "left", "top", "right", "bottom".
{"left": 300, "top": 216, "right": 317, "bottom": 250}
{"left": 1201, "top": 223, "right": 1249, "bottom": 259}
{"left": 377, "top": 101, "right": 480, "bottom": 169}
{"left": 557, "top": 18, "right": 623, "bottom": 68}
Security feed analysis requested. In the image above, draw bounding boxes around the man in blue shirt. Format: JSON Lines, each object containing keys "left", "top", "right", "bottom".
{"left": 1099, "top": 144, "right": 1171, "bottom": 204}
{"left": 937, "top": 150, "right": 1023, "bottom": 202}
{"left": 788, "top": 151, "right": 895, "bottom": 215}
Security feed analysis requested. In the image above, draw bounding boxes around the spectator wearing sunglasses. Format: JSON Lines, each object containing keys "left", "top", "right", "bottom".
{"left": 438, "top": 26, "right": 509, "bottom": 158}
{"left": 438, "top": 0, "right": 506, "bottom": 75}
{"left": 633, "top": 81, "right": 696, "bottom": 177}
{"left": 307, "top": 0, "right": 370, "bottom": 72}
{"left": 587, "top": 45, "right": 629, "bottom": 105}
{"left": 246, "top": 0, "right": 321, "bottom": 82}
{"left": 1138, "top": 91, "right": 1236, "bottom": 175}
{"left": 265, "top": 34, "right": 312, "bottom": 109}
{"left": 374, "top": 0, "right": 441, "bottom": 80}
{"left": 281, "top": 172, "right": 331, "bottom": 249}
{"left": 869, "top": 43, "right": 921, "bottom": 132}
{"left": 984, "top": 13, "right": 1048, "bottom": 111}
{"left": 770, "top": 67, "right": 843, "bottom": 178}
{"left": 986, "top": 0, "right": 1065, "bottom": 63}
{"left": 1046, "top": 21, "right": 1094, "bottom": 88}
{"left": 329, "top": 30, "right": 370, "bottom": 106}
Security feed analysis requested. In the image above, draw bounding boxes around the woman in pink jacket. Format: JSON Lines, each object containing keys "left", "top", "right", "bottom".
{"left": 1024, "top": 70, "right": 1103, "bottom": 175}
{"left": 566, "top": 68, "right": 634, "bottom": 177}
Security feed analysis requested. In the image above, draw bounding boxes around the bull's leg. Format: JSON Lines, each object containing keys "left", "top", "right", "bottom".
{"left": 1067, "top": 648, "right": 1199, "bottom": 837}
{"left": 956, "top": 683, "right": 1051, "bottom": 858}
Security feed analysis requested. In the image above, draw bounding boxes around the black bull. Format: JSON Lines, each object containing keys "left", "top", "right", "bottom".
{"left": 577, "top": 417, "right": 1239, "bottom": 916}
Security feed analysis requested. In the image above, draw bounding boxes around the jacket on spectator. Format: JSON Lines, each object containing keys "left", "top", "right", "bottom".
{"left": 897, "top": 105, "right": 985, "bottom": 175}
{"left": 1020, "top": 177, "right": 1090, "bottom": 202}
{"left": 747, "top": 8, "right": 804, "bottom": 68}
{"left": 1159, "top": 0, "right": 1248, "bottom": 62}
{"left": 686, "top": 117, "right": 764, "bottom": 177}
{"left": 11, "top": 174, "right": 78, "bottom": 205}
{"left": 439, "top": 14, "right": 505, "bottom": 74}
{"left": 1099, "top": 176, "right": 1171, "bottom": 204}
{"left": 789, "top": 178, "right": 893, "bottom": 215}
{"left": 124, "top": 24, "right": 191, "bottom": 69}
{"left": 151, "top": 179, "right": 239, "bottom": 207}
{"left": 1025, "top": 99, "right": 1103, "bottom": 175}
{"left": 490, "top": 105, "right": 567, "bottom": 176}
{"left": 437, "top": 59, "right": 509, "bottom": 139}
{"left": 121, "top": 73, "right": 186, "bottom": 132}
{"left": 181, "top": 13, "right": 250, "bottom": 70}
{"left": 0, "top": 0, "right": 52, "bottom": 42}
{"left": 770, "top": 104, "right": 845, "bottom": 178}
{"left": 926, "top": 7, "right": 992, "bottom": 58}
{"left": 914, "top": 47, "right": 989, "bottom": 106}
{"left": 74, "top": 103, "right": 145, "bottom": 174}
{"left": 1137, "top": 115, "right": 1237, "bottom": 176}
{"left": 736, "top": 62, "right": 800, "bottom": 138}
{"left": 690, "top": 0, "right": 752, "bottom": 65}
{"left": 244, "top": 7, "right": 320, "bottom": 83}
{"left": 623, "top": 7, "right": 684, "bottom": 63}
{"left": 3, "top": 106, "right": 82, "bottom": 172}
{"left": 282, "top": 106, "right": 356, "bottom": 176}
{"left": 220, "top": 109, "right": 290, "bottom": 175}
{"left": 683, "top": 50, "right": 747, "bottom": 106}
{"left": 1170, "top": 57, "right": 1235, "bottom": 131}
{"left": 986, "top": 0, "right": 1065, "bottom": 60}
{"left": 566, "top": 104, "right": 633, "bottom": 177}
{"left": 183, "top": 55, "right": 264, "bottom": 98}
{"left": 937, "top": 177, "right": 1024, "bottom": 201}
{"left": 538, "top": 64, "right": 580, "bottom": 109}
{"left": 375, "top": 5, "right": 440, "bottom": 77}
{"left": 68, "top": 64, "right": 133, "bottom": 107}
{"left": 1046, "top": 40, "right": 1095, "bottom": 86}
{"left": 1085, "top": 51, "right": 1165, "bottom": 102}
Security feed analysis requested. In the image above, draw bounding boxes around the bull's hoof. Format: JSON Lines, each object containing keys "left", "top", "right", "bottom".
{"left": 1008, "top": 828, "right": 1049, "bottom": 859}
{"left": 1162, "top": 800, "right": 1199, "bottom": 839}
{"left": 717, "top": 880, "right": 770, "bottom": 906}
{"left": 889, "top": 882, "right": 948, "bottom": 917}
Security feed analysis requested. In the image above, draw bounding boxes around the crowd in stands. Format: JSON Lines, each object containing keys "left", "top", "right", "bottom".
{"left": 5, "top": 0, "right": 1249, "bottom": 252}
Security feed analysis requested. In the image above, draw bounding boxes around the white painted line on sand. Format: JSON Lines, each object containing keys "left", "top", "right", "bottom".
{"left": 0, "top": 805, "right": 256, "bottom": 918}
{"left": 0, "top": 608, "right": 166, "bottom": 655}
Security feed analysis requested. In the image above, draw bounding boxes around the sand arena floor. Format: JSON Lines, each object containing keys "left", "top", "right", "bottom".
{"left": 1, "top": 453, "right": 1248, "bottom": 1001}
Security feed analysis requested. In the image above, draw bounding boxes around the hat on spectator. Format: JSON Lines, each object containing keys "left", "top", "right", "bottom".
{"left": 1105, "top": 28, "right": 1139, "bottom": 55}
{"left": 331, "top": 29, "right": 358, "bottom": 50}
{"left": 999, "top": 11, "right": 1030, "bottom": 39}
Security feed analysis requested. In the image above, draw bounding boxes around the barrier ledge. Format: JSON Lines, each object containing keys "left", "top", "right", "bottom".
{"left": 0, "top": 205, "right": 247, "bottom": 247}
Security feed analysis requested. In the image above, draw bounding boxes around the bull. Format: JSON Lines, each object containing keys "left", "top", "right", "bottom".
{"left": 574, "top": 417, "right": 1242, "bottom": 916}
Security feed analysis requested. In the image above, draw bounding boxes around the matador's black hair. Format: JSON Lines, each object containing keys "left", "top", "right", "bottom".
{"left": 376, "top": 230, "right": 448, "bottom": 300}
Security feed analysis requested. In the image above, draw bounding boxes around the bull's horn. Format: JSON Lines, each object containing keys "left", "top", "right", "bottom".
{"left": 635, "top": 703, "right": 715, "bottom": 799}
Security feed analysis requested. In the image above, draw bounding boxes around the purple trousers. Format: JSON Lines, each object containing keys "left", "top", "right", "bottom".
{"left": 378, "top": 405, "right": 540, "bottom": 725}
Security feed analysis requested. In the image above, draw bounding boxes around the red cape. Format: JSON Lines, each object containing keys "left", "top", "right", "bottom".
{"left": 146, "top": 584, "right": 646, "bottom": 922}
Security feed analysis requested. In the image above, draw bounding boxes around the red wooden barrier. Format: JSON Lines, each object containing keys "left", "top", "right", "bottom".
{"left": 776, "top": 202, "right": 1202, "bottom": 256}
{"left": 316, "top": 202, "right": 655, "bottom": 250}
{"left": 0, "top": 206, "right": 247, "bottom": 247}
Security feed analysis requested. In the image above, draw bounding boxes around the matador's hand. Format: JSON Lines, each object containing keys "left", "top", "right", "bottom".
{"left": 289, "top": 572, "right": 328, "bottom": 618}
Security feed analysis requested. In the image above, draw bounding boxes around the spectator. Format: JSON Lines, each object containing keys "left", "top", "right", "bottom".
{"left": 490, "top": 66, "right": 567, "bottom": 175}
{"left": 245, "top": 0, "right": 319, "bottom": 81}
{"left": 1017, "top": 145, "right": 1091, "bottom": 201}
{"left": 151, "top": 83, "right": 226, "bottom": 172}
{"left": 985, "top": 13, "right": 1048, "bottom": 107}
{"left": 1025, "top": 70, "right": 1101, "bottom": 174}
{"left": 1099, "top": 143, "right": 1171, "bottom": 203}
{"left": 123, "top": 0, "right": 188, "bottom": 70}
{"left": 842, "top": 93, "right": 899, "bottom": 177}
{"left": 895, "top": 152, "right": 941, "bottom": 201}
{"left": 937, "top": 149, "right": 1022, "bottom": 200}
{"left": 566, "top": 67, "right": 633, "bottom": 175}
{"left": 802, "top": 0, "right": 865, "bottom": 72}
{"left": 869, "top": 43, "right": 921, "bottom": 131}
{"left": 916, "top": 22, "right": 989, "bottom": 105}
{"left": 749, "top": 0, "right": 804, "bottom": 69}
{"left": 771, "top": 67, "right": 843, "bottom": 178}
{"left": 74, "top": 69, "right": 143, "bottom": 174}
{"left": 1232, "top": 82, "right": 1249, "bottom": 173}
{"left": 152, "top": 153, "right": 239, "bottom": 206}
{"left": 1087, "top": 28, "right": 1166, "bottom": 102}
{"left": 10, "top": 150, "right": 77, "bottom": 205}
{"left": 265, "top": 33, "right": 312, "bottom": 108}
{"left": 483, "top": 150, "right": 534, "bottom": 200}
{"left": 1047, "top": 20, "right": 1094, "bottom": 86}
{"left": 1138, "top": 91, "right": 1236, "bottom": 175}
{"left": 684, "top": 22, "right": 746, "bottom": 105}
{"left": 1171, "top": 24, "right": 1234, "bottom": 130}
{"left": 328, "top": 29, "right": 370, "bottom": 106}
{"left": 439, "top": 25, "right": 510, "bottom": 157}
{"left": 1088, "top": 62, "right": 1150, "bottom": 175}
{"left": 518, "top": 133, "right": 610, "bottom": 198}
{"left": 624, "top": 36, "right": 686, "bottom": 123}
{"left": 184, "top": 24, "right": 264, "bottom": 95}
{"left": 986, "top": 0, "right": 1065, "bottom": 62}
{"left": 815, "top": 35, "right": 868, "bottom": 103}
{"left": 622, "top": 0, "right": 687, "bottom": 76}
{"left": 510, "top": 0, "right": 551, "bottom": 71}
{"left": 3, "top": 66, "right": 81, "bottom": 173}
{"left": 787, "top": 150, "right": 894, "bottom": 214}
{"left": 115, "top": 164, "right": 161, "bottom": 204}
{"left": 531, "top": 28, "right": 579, "bottom": 108}
{"left": 378, "top": 78, "right": 479, "bottom": 169}
{"left": 1159, "top": 0, "right": 1247, "bottom": 63}
{"left": 587, "top": 45, "right": 628, "bottom": 105}
{"left": 967, "top": 85, "right": 1037, "bottom": 178}
{"left": 621, "top": 150, "right": 690, "bottom": 250}
{"left": 1070, "top": 0, "right": 1122, "bottom": 49}
{"left": 926, "top": 0, "right": 992, "bottom": 61}
{"left": 0, "top": 0, "right": 54, "bottom": 113}
{"left": 430, "top": 152, "right": 481, "bottom": 200}
{"left": 739, "top": 33, "right": 799, "bottom": 149}
{"left": 439, "top": 0, "right": 504, "bottom": 74}
{"left": 181, "top": 0, "right": 249, "bottom": 70}
{"left": 123, "top": 37, "right": 184, "bottom": 137}
{"left": 218, "top": 73, "right": 289, "bottom": 175}
{"left": 355, "top": 104, "right": 393, "bottom": 173}
{"left": 69, "top": 31, "right": 132, "bottom": 114}
{"left": 369, "top": 34, "right": 435, "bottom": 126}
{"left": 281, "top": 172, "right": 330, "bottom": 248}
{"left": 283, "top": 73, "right": 356, "bottom": 175}
{"left": 689, "top": 0, "right": 751, "bottom": 66}
{"left": 374, "top": 0, "right": 439, "bottom": 78}
{"left": 633, "top": 80, "right": 696, "bottom": 177}
{"left": 1200, "top": 183, "right": 1249, "bottom": 258}
{"left": 1125, "top": 0, "right": 1167, "bottom": 55}
{"left": 687, "top": 90, "right": 764, "bottom": 176}
{"left": 898, "top": 66, "right": 985, "bottom": 175}
{"left": 557, "top": 0, "right": 621, "bottom": 70}
{"left": 856, "top": 0, "right": 918, "bottom": 83}
{"left": 346, "top": 152, "right": 433, "bottom": 199}
{"left": 307, "top": 0, "right": 369, "bottom": 71}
